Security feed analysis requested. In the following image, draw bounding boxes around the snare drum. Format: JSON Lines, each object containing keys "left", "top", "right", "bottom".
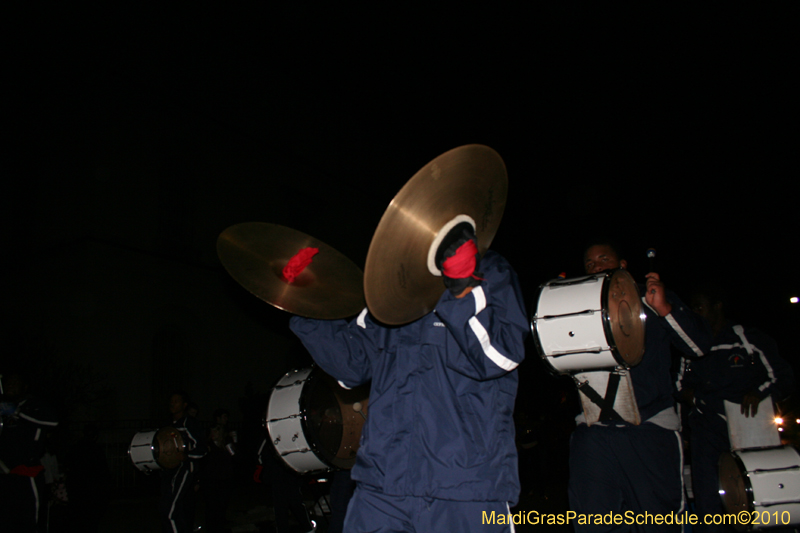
{"left": 266, "top": 367, "right": 369, "bottom": 474}
{"left": 719, "top": 445, "right": 800, "bottom": 531}
{"left": 532, "top": 269, "right": 645, "bottom": 374}
{"left": 128, "top": 426, "right": 186, "bottom": 472}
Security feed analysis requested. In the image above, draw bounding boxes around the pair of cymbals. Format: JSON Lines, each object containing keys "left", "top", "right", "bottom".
{"left": 216, "top": 144, "right": 507, "bottom": 324}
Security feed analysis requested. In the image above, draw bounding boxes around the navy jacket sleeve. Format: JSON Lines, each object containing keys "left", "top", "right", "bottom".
{"left": 289, "top": 311, "right": 378, "bottom": 388}
{"left": 182, "top": 416, "right": 208, "bottom": 461}
{"left": 0, "top": 396, "right": 58, "bottom": 469}
{"left": 653, "top": 291, "right": 713, "bottom": 358}
{"left": 16, "top": 397, "right": 59, "bottom": 430}
{"left": 742, "top": 327, "right": 795, "bottom": 401}
{"left": 434, "top": 251, "right": 528, "bottom": 380}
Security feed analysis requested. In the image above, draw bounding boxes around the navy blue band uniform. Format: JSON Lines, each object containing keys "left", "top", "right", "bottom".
{"left": 568, "top": 289, "right": 713, "bottom": 533}
{"left": 290, "top": 251, "right": 528, "bottom": 532}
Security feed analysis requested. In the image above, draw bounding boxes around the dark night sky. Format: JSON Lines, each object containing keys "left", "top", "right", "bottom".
{"left": 5, "top": 5, "right": 799, "bottom": 416}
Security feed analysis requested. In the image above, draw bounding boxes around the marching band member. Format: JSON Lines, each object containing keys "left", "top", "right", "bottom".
{"left": 568, "top": 242, "right": 713, "bottom": 532}
{"left": 679, "top": 289, "right": 795, "bottom": 532}
{"left": 200, "top": 408, "right": 237, "bottom": 533}
{"left": 0, "top": 369, "right": 58, "bottom": 533}
{"left": 159, "top": 391, "right": 206, "bottom": 533}
{"left": 290, "top": 225, "right": 528, "bottom": 533}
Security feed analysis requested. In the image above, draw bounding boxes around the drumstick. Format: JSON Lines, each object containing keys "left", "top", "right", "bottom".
{"left": 646, "top": 248, "right": 656, "bottom": 273}
{"left": 353, "top": 402, "right": 367, "bottom": 420}
{"left": 646, "top": 248, "right": 657, "bottom": 294}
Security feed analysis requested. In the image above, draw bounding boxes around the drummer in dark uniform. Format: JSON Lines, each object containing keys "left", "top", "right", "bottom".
{"left": 159, "top": 391, "right": 206, "bottom": 533}
{"left": 678, "top": 288, "right": 795, "bottom": 532}
{"left": 567, "top": 242, "right": 713, "bottom": 532}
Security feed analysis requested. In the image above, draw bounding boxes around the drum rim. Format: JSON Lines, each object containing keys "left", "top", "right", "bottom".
{"left": 265, "top": 366, "right": 335, "bottom": 475}
{"left": 531, "top": 270, "right": 636, "bottom": 375}
{"left": 298, "top": 367, "right": 368, "bottom": 471}
{"left": 722, "top": 445, "right": 800, "bottom": 531}
{"left": 719, "top": 449, "right": 756, "bottom": 528}
{"left": 128, "top": 428, "right": 162, "bottom": 473}
{"left": 265, "top": 365, "right": 368, "bottom": 474}
{"left": 600, "top": 269, "right": 644, "bottom": 369}
{"left": 298, "top": 367, "right": 342, "bottom": 470}
{"left": 530, "top": 284, "right": 559, "bottom": 375}
{"left": 154, "top": 426, "right": 187, "bottom": 469}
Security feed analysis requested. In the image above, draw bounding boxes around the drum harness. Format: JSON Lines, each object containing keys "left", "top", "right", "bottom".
{"left": 574, "top": 370, "right": 630, "bottom": 424}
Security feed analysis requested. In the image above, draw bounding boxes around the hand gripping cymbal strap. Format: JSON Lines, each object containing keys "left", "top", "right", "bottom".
{"left": 427, "top": 214, "right": 476, "bottom": 276}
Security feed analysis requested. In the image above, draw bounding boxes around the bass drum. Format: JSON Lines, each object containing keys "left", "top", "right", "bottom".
{"left": 128, "top": 426, "right": 186, "bottom": 472}
{"left": 266, "top": 367, "right": 369, "bottom": 474}
{"left": 532, "top": 269, "right": 645, "bottom": 374}
{"left": 719, "top": 445, "right": 800, "bottom": 531}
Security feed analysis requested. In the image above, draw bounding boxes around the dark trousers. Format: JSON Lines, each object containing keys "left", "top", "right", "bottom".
{"left": 344, "top": 486, "right": 515, "bottom": 533}
{"left": 689, "top": 412, "right": 734, "bottom": 533}
{"left": 328, "top": 469, "right": 356, "bottom": 533}
{"left": 269, "top": 461, "right": 314, "bottom": 533}
{"left": 568, "top": 423, "right": 684, "bottom": 532}
{"left": 0, "top": 472, "right": 44, "bottom": 533}
{"left": 202, "top": 477, "right": 233, "bottom": 533}
{"left": 160, "top": 465, "right": 196, "bottom": 533}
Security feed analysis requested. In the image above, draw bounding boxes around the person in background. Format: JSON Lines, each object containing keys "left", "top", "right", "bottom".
{"left": 200, "top": 408, "right": 236, "bottom": 533}
{"left": 64, "top": 422, "right": 112, "bottom": 533}
{"left": 159, "top": 391, "right": 206, "bottom": 533}
{"left": 678, "top": 288, "right": 795, "bottom": 532}
{"left": 568, "top": 242, "right": 713, "bottom": 533}
{"left": 0, "top": 368, "right": 59, "bottom": 532}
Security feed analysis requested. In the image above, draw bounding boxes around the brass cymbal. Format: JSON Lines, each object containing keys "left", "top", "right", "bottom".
{"left": 364, "top": 145, "right": 508, "bottom": 325}
{"left": 606, "top": 269, "right": 645, "bottom": 367}
{"left": 217, "top": 222, "right": 365, "bottom": 319}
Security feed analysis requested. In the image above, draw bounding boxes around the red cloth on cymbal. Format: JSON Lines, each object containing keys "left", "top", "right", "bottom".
{"left": 10, "top": 464, "right": 45, "bottom": 477}
{"left": 442, "top": 240, "right": 479, "bottom": 279}
{"left": 282, "top": 247, "right": 319, "bottom": 283}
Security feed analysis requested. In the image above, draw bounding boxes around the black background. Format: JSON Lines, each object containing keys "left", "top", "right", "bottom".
{"left": 6, "top": 4, "right": 798, "bottom": 420}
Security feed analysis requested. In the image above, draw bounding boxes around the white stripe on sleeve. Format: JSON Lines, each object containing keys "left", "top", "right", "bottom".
{"left": 357, "top": 308, "right": 368, "bottom": 329}
{"left": 19, "top": 413, "right": 58, "bottom": 427}
{"left": 472, "top": 285, "right": 487, "bottom": 315}
{"left": 664, "top": 313, "right": 704, "bottom": 356}
{"left": 468, "top": 316, "right": 519, "bottom": 371}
